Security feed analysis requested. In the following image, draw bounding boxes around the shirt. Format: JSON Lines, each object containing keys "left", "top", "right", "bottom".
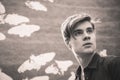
{"left": 75, "top": 53, "right": 120, "bottom": 80}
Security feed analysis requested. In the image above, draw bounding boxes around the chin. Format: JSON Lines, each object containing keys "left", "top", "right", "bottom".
{"left": 83, "top": 48, "right": 94, "bottom": 54}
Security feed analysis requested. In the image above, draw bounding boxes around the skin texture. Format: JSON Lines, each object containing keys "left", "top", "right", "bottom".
{"left": 67, "top": 21, "right": 96, "bottom": 68}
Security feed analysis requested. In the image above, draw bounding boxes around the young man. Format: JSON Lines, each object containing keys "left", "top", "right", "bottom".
{"left": 61, "top": 14, "right": 120, "bottom": 80}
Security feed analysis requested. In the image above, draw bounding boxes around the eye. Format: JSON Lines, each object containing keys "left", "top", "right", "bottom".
{"left": 87, "top": 27, "right": 94, "bottom": 33}
{"left": 73, "top": 30, "right": 83, "bottom": 36}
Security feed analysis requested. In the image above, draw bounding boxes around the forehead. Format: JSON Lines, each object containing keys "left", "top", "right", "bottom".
{"left": 74, "top": 21, "right": 93, "bottom": 30}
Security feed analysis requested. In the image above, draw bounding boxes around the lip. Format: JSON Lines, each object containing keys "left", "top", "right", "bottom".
{"left": 83, "top": 42, "right": 93, "bottom": 46}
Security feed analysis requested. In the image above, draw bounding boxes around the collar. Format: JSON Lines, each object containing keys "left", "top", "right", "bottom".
{"left": 76, "top": 53, "right": 101, "bottom": 77}
{"left": 85, "top": 53, "right": 100, "bottom": 69}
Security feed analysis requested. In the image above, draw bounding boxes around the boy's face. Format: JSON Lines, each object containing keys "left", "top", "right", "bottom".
{"left": 68, "top": 21, "right": 96, "bottom": 56}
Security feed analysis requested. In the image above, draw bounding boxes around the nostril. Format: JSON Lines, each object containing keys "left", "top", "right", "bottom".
{"left": 83, "top": 36, "right": 90, "bottom": 41}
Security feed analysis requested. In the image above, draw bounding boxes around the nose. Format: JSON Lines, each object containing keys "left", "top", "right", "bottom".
{"left": 83, "top": 32, "right": 90, "bottom": 41}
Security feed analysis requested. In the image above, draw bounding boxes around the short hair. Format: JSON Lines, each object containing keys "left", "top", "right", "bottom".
{"left": 61, "top": 14, "right": 94, "bottom": 45}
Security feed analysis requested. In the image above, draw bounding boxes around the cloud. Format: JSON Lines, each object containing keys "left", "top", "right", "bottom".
{"left": 0, "top": 32, "right": 6, "bottom": 40}
{"left": 25, "top": 1, "right": 47, "bottom": 12}
{"left": 48, "top": 0, "right": 54, "bottom": 3}
{"left": 8, "top": 24, "right": 40, "bottom": 37}
{"left": 0, "top": 14, "right": 5, "bottom": 24}
{"left": 30, "top": 76, "right": 49, "bottom": 80}
{"left": 0, "top": 68, "right": 13, "bottom": 80}
{"left": 18, "top": 52, "right": 56, "bottom": 73}
{"left": 0, "top": 2, "right": 6, "bottom": 24}
{"left": 44, "top": 0, "right": 54, "bottom": 3}
{"left": 45, "top": 60, "right": 73, "bottom": 75}
{"left": 45, "top": 64, "right": 59, "bottom": 75}
{"left": 22, "top": 76, "right": 49, "bottom": 80}
{"left": 99, "top": 49, "right": 107, "bottom": 57}
{"left": 68, "top": 72, "right": 75, "bottom": 80}
{"left": 55, "top": 60, "right": 73, "bottom": 75}
{"left": 91, "top": 18, "right": 102, "bottom": 23}
{"left": 4, "top": 14, "right": 30, "bottom": 25}
{"left": 0, "top": 2, "right": 5, "bottom": 14}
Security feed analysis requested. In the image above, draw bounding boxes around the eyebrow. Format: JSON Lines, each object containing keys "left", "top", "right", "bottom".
{"left": 87, "top": 27, "right": 94, "bottom": 30}
{"left": 74, "top": 29, "right": 82, "bottom": 31}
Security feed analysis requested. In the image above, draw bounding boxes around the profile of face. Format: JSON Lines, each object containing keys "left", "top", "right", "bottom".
{"left": 68, "top": 21, "right": 96, "bottom": 56}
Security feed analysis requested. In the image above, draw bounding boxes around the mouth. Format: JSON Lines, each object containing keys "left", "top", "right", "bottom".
{"left": 83, "top": 43, "right": 93, "bottom": 47}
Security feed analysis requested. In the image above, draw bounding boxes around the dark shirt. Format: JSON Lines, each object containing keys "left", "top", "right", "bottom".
{"left": 75, "top": 53, "right": 120, "bottom": 80}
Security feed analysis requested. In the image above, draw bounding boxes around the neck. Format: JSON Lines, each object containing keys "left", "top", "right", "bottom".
{"left": 77, "top": 51, "right": 95, "bottom": 69}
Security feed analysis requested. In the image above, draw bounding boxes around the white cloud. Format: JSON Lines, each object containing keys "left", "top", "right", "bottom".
{"left": 18, "top": 52, "right": 56, "bottom": 73}
{"left": 0, "top": 14, "right": 5, "bottom": 24}
{"left": 30, "top": 76, "right": 49, "bottom": 80}
{"left": 25, "top": 1, "right": 47, "bottom": 12}
{"left": 0, "top": 2, "right": 5, "bottom": 14}
{"left": 22, "top": 78, "right": 29, "bottom": 80}
{"left": 0, "top": 68, "right": 13, "bottom": 80}
{"left": 4, "top": 14, "right": 30, "bottom": 25}
{"left": 99, "top": 49, "right": 107, "bottom": 57}
{"left": 68, "top": 72, "right": 75, "bottom": 80}
{"left": 45, "top": 64, "right": 59, "bottom": 75}
{"left": 0, "top": 32, "right": 6, "bottom": 40}
{"left": 55, "top": 60, "right": 73, "bottom": 75}
{"left": 48, "top": 0, "right": 54, "bottom": 3}
{"left": 45, "top": 60, "right": 73, "bottom": 75}
{"left": 44, "top": 0, "right": 54, "bottom": 3}
{"left": 91, "top": 18, "right": 102, "bottom": 23}
{"left": 8, "top": 24, "right": 40, "bottom": 37}
{"left": 0, "top": 2, "right": 6, "bottom": 24}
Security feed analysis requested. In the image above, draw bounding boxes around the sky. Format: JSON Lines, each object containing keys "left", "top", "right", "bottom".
{"left": 0, "top": 0, "right": 120, "bottom": 80}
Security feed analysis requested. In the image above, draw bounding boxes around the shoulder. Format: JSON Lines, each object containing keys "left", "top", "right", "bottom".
{"left": 100, "top": 55, "right": 120, "bottom": 70}
{"left": 97, "top": 55, "right": 120, "bottom": 69}
{"left": 103, "top": 55, "right": 120, "bottom": 64}
{"left": 107, "top": 55, "right": 120, "bottom": 68}
{"left": 99, "top": 55, "right": 119, "bottom": 63}
{"left": 103, "top": 55, "right": 120, "bottom": 79}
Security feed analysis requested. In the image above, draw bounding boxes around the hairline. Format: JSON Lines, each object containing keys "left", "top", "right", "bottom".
{"left": 61, "top": 15, "right": 95, "bottom": 46}
{"left": 66, "top": 17, "right": 94, "bottom": 44}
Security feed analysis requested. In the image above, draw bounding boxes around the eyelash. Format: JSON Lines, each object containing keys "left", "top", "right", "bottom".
{"left": 73, "top": 29, "right": 94, "bottom": 36}
{"left": 87, "top": 29, "right": 93, "bottom": 33}
{"left": 74, "top": 31, "right": 83, "bottom": 36}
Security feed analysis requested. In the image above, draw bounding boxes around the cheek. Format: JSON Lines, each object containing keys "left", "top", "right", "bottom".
{"left": 91, "top": 34, "right": 96, "bottom": 48}
{"left": 91, "top": 34, "right": 96, "bottom": 41}
{"left": 73, "top": 40, "right": 82, "bottom": 49}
